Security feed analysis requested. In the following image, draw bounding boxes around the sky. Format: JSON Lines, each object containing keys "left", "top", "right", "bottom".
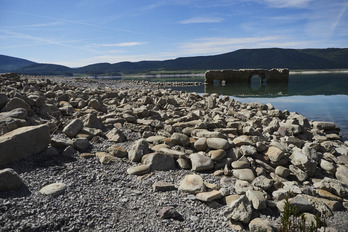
{"left": 0, "top": 0, "right": 348, "bottom": 67}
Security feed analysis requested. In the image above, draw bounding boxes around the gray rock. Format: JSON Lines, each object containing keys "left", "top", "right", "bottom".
{"left": 0, "top": 93, "right": 9, "bottom": 110}
{"left": 176, "top": 157, "right": 191, "bottom": 169}
{"left": 178, "top": 174, "right": 205, "bottom": 194}
{"left": 128, "top": 139, "right": 149, "bottom": 162}
{"left": 126, "top": 165, "right": 150, "bottom": 175}
{"left": 233, "top": 168, "right": 256, "bottom": 182}
{"left": 96, "top": 152, "right": 115, "bottom": 164}
{"left": 194, "top": 137, "right": 207, "bottom": 151}
{"left": 320, "top": 159, "right": 336, "bottom": 174}
{"left": 63, "top": 119, "right": 84, "bottom": 138}
{"left": 290, "top": 148, "right": 317, "bottom": 177}
{"left": 208, "top": 149, "right": 226, "bottom": 160}
{"left": 313, "top": 177, "right": 348, "bottom": 197}
{"left": 62, "top": 146, "right": 77, "bottom": 157}
{"left": 1, "top": 97, "right": 30, "bottom": 112}
{"left": 0, "top": 168, "right": 23, "bottom": 191}
{"left": 231, "top": 160, "right": 250, "bottom": 169}
{"left": 235, "top": 179, "right": 253, "bottom": 195}
{"left": 72, "top": 138, "right": 90, "bottom": 150}
{"left": 152, "top": 181, "right": 176, "bottom": 192}
{"left": 289, "top": 164, "right": 308, "bottom": 182}
{"left": 171, "top": 133, "right": 189, "bottom": 147}
{"left": 83, "top": 113, "right": 103, "bottom": 129}
{"left": 275, "top": 166, "right": 290, "bottom": 178}
{"left": 195, "top": 130, "right": 225, "bottom": 138}
{"left": 39, "top": 183, "right": 67, "bottom": 195}
{"left": 51, "top": 137, "right": 73, "bottom": 148}
{"left": 0, "top": 108, "right": 27, "bottom": 119}
{"left": 142, "top": 152, "right": 176, "bottom": 171}
{"left": 157, "top": 207, "right": 183, "bottom": 221}
{"left": 272, "top": 189, "right": 289, "bottom": 201}
{"left": 106, "top": 128, "right": 126, "bottom": 143}
{"left": 289, "top": 195, "right": 314, "bottom": 213}
{"left": 239, "top": 145, "right": 257, "bottom": 157}
{"left": 107, "top": 145, "right": 128, "bottom": 158}
{"left": 249, "top": 218, "right": 274, "bottom": 232}
{"left": 0, "top": 124, "right": 50, "bottom": 165}
{"left": 302, "top": 143, "right": 319, "bottom": 161}
{"left": 146, "top": 135, "right": 166, "bottom": 143}
{"left": 222, "top": 194, "right": 253, "bottom": 223}
{"left": 335, "top": 165, "right": 348, "bottom": 186}
{"left": 251, "top": 175, "right": 274, "bottom": 191}
{"left": 313, "top": 121, "right": 336, "bottom": 130}
{"left": 189, "top": 153, "right": 214, "bottom": 172}
{"left": 246, "top": 190, "right": 267, "bottom": 210}
{"left": 123, "top": 113, "right": 136, "bottom": 123}
{"left": 88, "top": 98, "right": 104, "bottom": 111}
{"left": 0, "top": 112, "right": 27, "bottom": 136}
{"left": 206, "top": 138, "right": 230, "bottom": 150}
{"left": 158, "top": 147, "right": 185, "bottom": 158}
{"left": 265, "top": 146, "right": 284, "bottom": 163}
{"left": 233, "top": 135, "right": 255, "bottom": 146}
{"left": 196, "top": 190, "right": 222, "bottom": 202}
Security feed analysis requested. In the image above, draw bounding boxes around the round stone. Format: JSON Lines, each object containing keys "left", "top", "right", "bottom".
{"left": 39, "top": 183, "right": 67, "bottom": 195}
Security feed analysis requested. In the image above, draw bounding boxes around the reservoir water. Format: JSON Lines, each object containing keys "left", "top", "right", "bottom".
{"left": 163, "top": 72, "right": 348, "bottom": 141}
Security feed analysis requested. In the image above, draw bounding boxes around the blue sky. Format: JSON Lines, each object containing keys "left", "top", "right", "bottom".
{"left": 1, "top": 0, "right": 348, "bottom": 67}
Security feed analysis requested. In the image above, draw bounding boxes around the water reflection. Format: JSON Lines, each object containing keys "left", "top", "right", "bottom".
{"left": 204, "top": 73, "right": 348, "bottom": 97}
{"left": 205, "top": 82, "right": 289, "bottom": 97}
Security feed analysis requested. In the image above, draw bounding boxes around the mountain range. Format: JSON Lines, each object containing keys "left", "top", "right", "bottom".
{"left": 1, "top": 48, "right": 348, "bottom": 76}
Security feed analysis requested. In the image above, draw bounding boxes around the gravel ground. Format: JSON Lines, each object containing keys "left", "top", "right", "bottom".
{"left": 0, "top": 144, "right": 232, "bottom": 232}
{"left": 1, "top": 76, "right": 347, "bottom": 232}
{"left": 2, "top": 130, "right": 348, "bottom": 232}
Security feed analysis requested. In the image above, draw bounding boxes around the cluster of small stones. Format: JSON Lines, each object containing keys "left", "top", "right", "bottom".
{"left": 1, "top": 73, "right": 348, "bottom": 231}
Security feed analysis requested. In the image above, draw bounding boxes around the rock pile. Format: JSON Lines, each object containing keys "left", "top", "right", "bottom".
{"left": 1, "top": 73, "right": 348, "bottom": 231}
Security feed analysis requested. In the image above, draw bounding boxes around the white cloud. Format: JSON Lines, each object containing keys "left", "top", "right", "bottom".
{"left": 96, "top": 42, "right": 147, "bottom": 47}
{"left": 261, "top": 0, "right": 313, "bottom": 8}
{"left": 179, "top": 36, "right": 282, "bottom": 55}
{"left": 179, "top": 17, "right": 223, "bottom": 24}
{"left": 331, "top": 1, "right": 348, "bottom": 32}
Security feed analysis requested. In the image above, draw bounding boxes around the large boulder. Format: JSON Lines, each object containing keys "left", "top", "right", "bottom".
{"left": 1, "top": 97, "right": 30, "bottom": 112}
{"left": 0, "top": 124, "right": 50, "bottom": 165}
{"left": 0, "top": 168, "right": 23, "bottom": 191}
{"left": 0, "top": 108, "right": 27, "bottom": 136}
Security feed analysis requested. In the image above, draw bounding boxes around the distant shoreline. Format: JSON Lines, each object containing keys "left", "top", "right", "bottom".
{"left": 289, "top": 69, "right": 348, "bottom": 74}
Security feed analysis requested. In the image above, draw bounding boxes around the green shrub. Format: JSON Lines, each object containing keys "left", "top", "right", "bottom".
{"left": 278, "top": 194, "right": 327, "bottom": 232}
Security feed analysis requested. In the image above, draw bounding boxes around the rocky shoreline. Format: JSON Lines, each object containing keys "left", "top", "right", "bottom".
{"left": 1, "top": 73, "right": 348, "bottom": 231}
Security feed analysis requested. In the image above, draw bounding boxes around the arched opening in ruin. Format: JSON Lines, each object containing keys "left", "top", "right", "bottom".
{"left": 250, "top": 75, "right": 262, "bottom": 90}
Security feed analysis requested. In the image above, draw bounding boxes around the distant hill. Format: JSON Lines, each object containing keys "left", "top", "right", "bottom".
{"left": 1, "top": 48, "right": 348, "bottom": 75}
{"left": 0, "top": 55, "right": 37, "bottom": 73}
{"left": 14, "top": 63, "right": 74, "bottom": 76}
{"left": 75, "top": 48, "right": 348, "bottom": 74}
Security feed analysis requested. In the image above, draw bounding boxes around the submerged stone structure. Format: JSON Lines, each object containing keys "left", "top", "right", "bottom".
{"left": 204, "top": 68, "right": 289, "bottom": 85}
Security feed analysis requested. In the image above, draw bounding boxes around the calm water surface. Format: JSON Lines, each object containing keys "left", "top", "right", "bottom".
{"left": 165, "top": 73, "right": 348, "bottom": 141}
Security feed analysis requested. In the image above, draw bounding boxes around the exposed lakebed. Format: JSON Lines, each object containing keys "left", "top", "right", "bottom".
{"left": 166, "top": 73, "right": 348, "bottom": 141}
